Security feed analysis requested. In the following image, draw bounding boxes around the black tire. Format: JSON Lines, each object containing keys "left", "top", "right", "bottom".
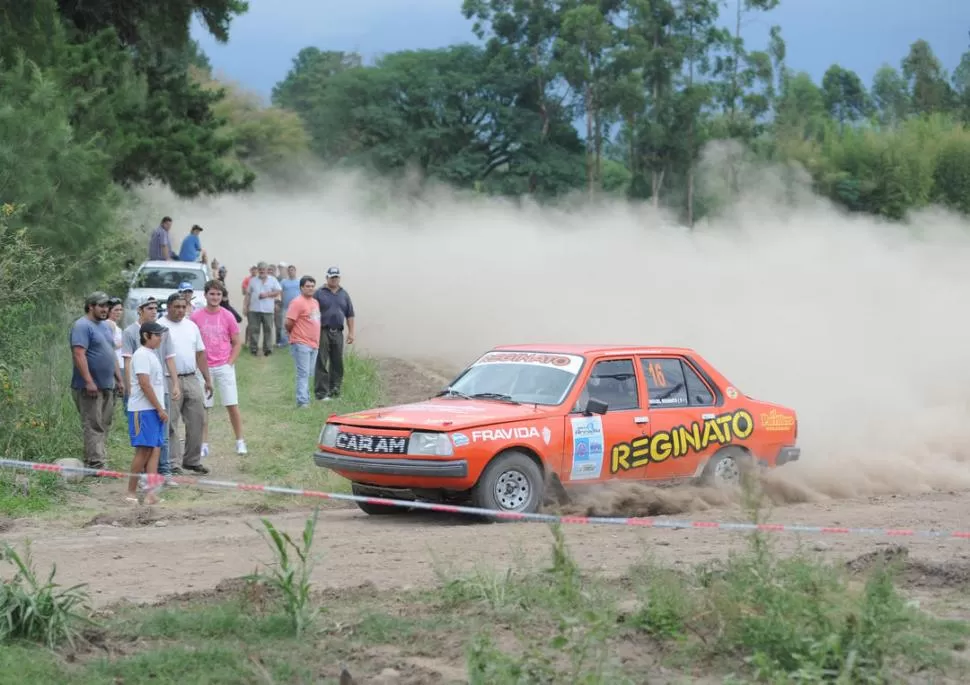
{"left": 351, "top": 483, "right": 413, "bottom": 516}
{"left": 699, "top": 446, "right": 754, "bottom": 488}
{"left": 470, "top": 450, "right": 544, "bottom": 517}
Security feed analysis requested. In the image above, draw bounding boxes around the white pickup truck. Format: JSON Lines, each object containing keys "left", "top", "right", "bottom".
{"left": 123, "top": 260, "right": 211, "bottom": 327}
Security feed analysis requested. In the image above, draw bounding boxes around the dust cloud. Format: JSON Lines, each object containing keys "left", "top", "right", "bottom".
{"left": 137, "top": 141, "right": 970, "bottom": 508}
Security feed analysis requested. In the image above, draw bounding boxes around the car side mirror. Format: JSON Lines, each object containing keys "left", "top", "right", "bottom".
{"left": 583, "top": 398, "right": 608, "bottom": 415}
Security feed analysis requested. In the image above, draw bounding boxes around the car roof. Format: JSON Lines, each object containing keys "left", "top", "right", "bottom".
{"left": 491, "top": 343, "right": 699, "bottom": 357}
{"left": 138, "top": 260, "right": 207, "bottom": 270}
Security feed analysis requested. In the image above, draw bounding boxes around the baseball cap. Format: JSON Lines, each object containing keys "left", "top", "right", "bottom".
{"left": 326, "top": 266, "right": 340, "bottom": 278}
{"left": 140, "top": 321, "right": 168, "bottom": 336}
{"left": 178, "top": 282, "right": 193, "bottom": 292}
{"left": 85, "top": 291, "right": 110, "bottom": 307}
{"left": 191, "top": 224, "right": 203, "bottom": 232}
{"left": 137, "top": 296, "right": 158, "bottom": 310}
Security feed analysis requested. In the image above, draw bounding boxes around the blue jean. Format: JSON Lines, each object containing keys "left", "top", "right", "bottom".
{"left": 290, "top": 343, "right": 318, "bottom": 407}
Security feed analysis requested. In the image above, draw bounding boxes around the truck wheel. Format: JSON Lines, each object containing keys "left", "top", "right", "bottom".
{"left": 351, "top": 483, "right": 412, "bottom": 516}
{"left": 699, "top": 446, "right": 754, "bottom": 488}
{"left": 471, "top": 450, "right": 544, "bottom": 517}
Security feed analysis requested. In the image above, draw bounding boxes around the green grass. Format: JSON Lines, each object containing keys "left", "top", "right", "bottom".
{"left": 0, "top": 342, "right": 383, "bottom": 517}
{"left": 231, "top": 347, "right": 381, "bottom": 491}
{"left": 0, "top": 519, "right": 965, "bottom": 684}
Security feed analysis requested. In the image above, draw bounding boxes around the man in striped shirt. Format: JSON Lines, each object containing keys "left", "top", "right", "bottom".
{"left": 148, "top": 217, "right": 175, "bottom": 261}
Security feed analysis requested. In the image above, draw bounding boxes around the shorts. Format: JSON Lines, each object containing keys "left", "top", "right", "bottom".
{"left": 128, "top": 409, "right": 165, "bottom": 448}
{"left": 204, "top": 363, "right": 239, "bottom": 408}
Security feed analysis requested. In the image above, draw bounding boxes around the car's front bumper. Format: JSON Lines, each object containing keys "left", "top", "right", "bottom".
{"left": 314, "top": 450, "right": 468, "bottom": 478}
{"left": 776, "top": 446, "right": 800, "bottom": 466}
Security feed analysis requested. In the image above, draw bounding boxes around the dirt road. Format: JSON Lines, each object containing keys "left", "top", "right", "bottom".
{"left": 2, "top": 357, "right": 970, "bottom": 609}
{"left": 5, "top": 490, "right": 970, "bottom": 608}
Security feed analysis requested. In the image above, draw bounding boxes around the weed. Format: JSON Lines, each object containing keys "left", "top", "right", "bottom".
{"left": 0, "top": 541, "right": 92, "bottom": 649}
{"left": 245, "top": 507, "right": 321, "bottom": 636}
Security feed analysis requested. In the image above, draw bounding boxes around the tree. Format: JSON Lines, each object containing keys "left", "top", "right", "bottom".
{"left": 821, "top": 64, "right": 870, "bottom": 126}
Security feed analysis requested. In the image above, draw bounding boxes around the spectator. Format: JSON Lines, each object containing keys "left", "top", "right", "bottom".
{"left": 245, "top": 261, "right": 281, "bottom": 357}
{"left": 241, "top": 265, "right": 256, "bottom": 342}
{"left": 314, "top": 266, "right": 355, "bottom": 401}
{"left": 160, "top": 293, "right": 212, "bottom": 475}
{"left": 273, "top": 263, "right": 287, "bottom": 347}
{"left": 179, "top": 281, "right": 197, "bottom": 314}
{"left": 126, "top": 321, "right": 169, "bottom": 506}
{"left": 241, "top": 265, "right": 256, "bottom": 298}
{"left": 148, "top": 216, "right": 175, "bottom": 261}
{"left": 279, "top": 264, "right": 300, "bottom": 346}
{"left": 122, "top": 297, "right": 180, "bottom": 480}
{"left": 191, "top": 279, "right": 247, "bottom": 456}
{"left": 285, "top": 275, "right": 321, "bottom": 408}
{"left": 106, "top": 297, "right": 125, "bottom": 383}
{"left": 178, "top": 224, "right": 207, "bottom": 263}
{"left": 70, "top": 291, "right": 124, "bottom": 469}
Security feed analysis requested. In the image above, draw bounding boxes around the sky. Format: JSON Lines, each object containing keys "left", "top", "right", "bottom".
{"left": 191, "top": 0, "right": 969, "bottom": 103}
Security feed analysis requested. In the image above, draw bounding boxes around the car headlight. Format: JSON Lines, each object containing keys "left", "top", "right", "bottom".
{"left": 319, "top": 423, "right": 339, "bottom": 447}
{"left": 407, "top": 431, "right": 454, "bottom": 457}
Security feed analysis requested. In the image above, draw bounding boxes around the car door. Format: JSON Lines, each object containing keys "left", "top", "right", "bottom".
{"left": 562, "top": 357, "right": 644, "bottom": 484}
{"left": 633, "top": 355, "right": 724, "bottom": 480}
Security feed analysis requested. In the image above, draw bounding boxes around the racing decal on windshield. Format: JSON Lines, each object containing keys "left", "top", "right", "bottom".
{"left": 474, "top": 352, "right": 584, "bottom": 374}
{"left": 609, "top": 409, "right": 754, "bottom": 473}
{"left": 569, "top": 416, "right": 604, "bottom": 480}
{"left": 335, "top": 431, "right": 408, "bottom": 455}
{"left": 760, "top": 409, "right": 794, "bottom": 431}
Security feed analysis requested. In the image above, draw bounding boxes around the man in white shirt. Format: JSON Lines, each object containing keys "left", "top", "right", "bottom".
{"left": 126, "top": 321, "right": 170, "bottom": 505}
{"left": 160, "top": 292, "right": 213, "bottom": 475}
{"left": 244, "top": 261, "right": 281, "bottom": 357}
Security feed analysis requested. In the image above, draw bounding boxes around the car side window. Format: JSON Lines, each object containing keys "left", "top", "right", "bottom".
{"left": 642, "top": 357, "right": 717, "bottom": 408}
{"left": 574, "top": 358, "right": 639, "bottom": 412}
{"left": 641, "top": 358, "right": 689, "bottom": 408}
{"left": 682, "top": 361, "right": 715, "bottom": 406}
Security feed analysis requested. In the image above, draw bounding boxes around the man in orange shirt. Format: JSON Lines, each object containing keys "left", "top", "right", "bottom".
{"left": 284, "top": 275, "right": 322, "bottom": 408}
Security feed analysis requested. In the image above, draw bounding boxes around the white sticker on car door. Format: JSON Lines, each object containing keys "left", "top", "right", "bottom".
{"left": 569, "top": 415, "right": 604, "bottom": 480}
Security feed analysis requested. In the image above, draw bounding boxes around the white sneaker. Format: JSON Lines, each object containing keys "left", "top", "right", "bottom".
{"left": 236, "top": 439, "right": 248, "bottom": 455}
{"left": 201, "top": 443, "right": 209, "bottom": 459}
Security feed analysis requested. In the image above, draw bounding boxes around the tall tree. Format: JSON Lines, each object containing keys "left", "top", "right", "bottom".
{"left": 901, "top": 39, "right": 954, "bottom": 115}
{"left": 821, "top": 64, "right": 870, "bottom": 126}
{"left": 871, "top": 64, "right": 911, "bottom": 125}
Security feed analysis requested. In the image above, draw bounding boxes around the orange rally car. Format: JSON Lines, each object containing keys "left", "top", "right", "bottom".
{"left": 314, "top": 345, "right": 800, "bottom": 516}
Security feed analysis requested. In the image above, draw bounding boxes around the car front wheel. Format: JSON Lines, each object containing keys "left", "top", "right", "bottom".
{"left": 470, "top": 450, "right": 544, "bottom": 517}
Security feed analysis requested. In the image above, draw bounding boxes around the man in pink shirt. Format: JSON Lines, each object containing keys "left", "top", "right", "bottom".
{"left": 190, "top": 279, "right": 248, "bottom": 455}
{"left": 284, "top": 276, "right": 322, "bottom": 408}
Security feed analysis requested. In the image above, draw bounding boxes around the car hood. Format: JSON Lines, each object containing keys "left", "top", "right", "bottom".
{"left": 333, "top": 398, "right": 558, "bottom": 431}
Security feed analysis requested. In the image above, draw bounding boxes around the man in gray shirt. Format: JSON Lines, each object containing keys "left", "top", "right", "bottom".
{"left": 244, "top": 261, "right": 281, "bottom": 357}
{"left": 122, "top": 296, "right": 181, "bottom": 478}
{"left": 70, "top": 291, "right": 124, "bottom": 469}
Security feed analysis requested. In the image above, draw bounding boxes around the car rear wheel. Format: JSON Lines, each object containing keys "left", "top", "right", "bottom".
{"left": 351, "top": 482, "right": 413, "bottom": 516}
{"left": 471, "top": 450, "right": 544, "bottom": 517}
{"left": 699, "top": 446, "right": 754, "bottom": 488}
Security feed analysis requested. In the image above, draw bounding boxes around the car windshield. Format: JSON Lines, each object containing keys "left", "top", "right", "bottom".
{"left": 446, "top": 352, "right": 585, "bottom": 406}
{"left": 132, "top": 267, "right": 206, "bottom": 290}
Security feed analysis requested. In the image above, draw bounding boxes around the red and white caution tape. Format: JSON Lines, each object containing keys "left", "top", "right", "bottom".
{"left": 3, "top": 457, "right": 970, "bottom": 540}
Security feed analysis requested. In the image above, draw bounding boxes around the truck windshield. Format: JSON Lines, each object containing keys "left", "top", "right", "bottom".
{"left": 447, "top": 352, "right": 585, "bottom": 406}
{"left": 133, "top": 267, "right": 206, "bottom": 290}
